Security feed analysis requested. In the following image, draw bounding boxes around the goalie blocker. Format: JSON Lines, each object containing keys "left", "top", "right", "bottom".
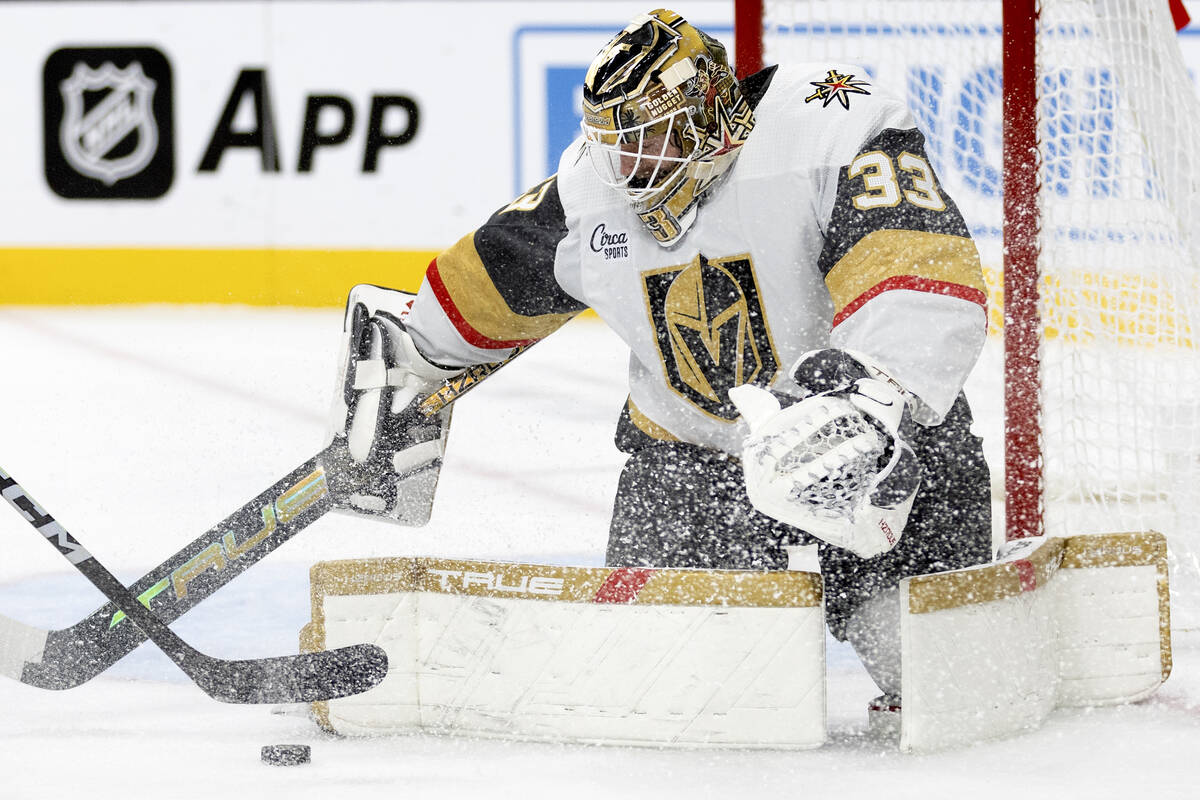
{"left": 300, "top": 532, "right": 1170, "bottom": 750}
{"left": 322, "top": 285, "right": 463, "bottom": 525}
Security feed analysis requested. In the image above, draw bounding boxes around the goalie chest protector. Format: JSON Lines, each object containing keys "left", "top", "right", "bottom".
{"left": 552, "top": 62, "right": 983, "bottom": 454}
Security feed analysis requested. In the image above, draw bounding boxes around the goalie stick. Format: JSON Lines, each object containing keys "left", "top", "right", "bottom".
{"left": 0, "top": 346, "right": 526, "bottom": 694}
{"left": 0, "top": 464, "right": 387, "bottom": 704}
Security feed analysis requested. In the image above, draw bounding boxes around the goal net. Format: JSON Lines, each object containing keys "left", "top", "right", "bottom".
{"left": 746, "top": 0, "right": 1200, "bottom": 632}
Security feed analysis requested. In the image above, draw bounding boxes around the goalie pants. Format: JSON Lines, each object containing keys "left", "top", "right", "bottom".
{"left": 605, "top": 392, "right": 993, "bottom": 640}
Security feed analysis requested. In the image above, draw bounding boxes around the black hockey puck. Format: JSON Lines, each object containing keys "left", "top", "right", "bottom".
{"left": 261, "top": 744, "right": 311, "bottom": 766}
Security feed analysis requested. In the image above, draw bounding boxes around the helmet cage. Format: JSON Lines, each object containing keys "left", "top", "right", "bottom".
{"left": 579, "top": 10, "right": 756, "bottom": 245}
{"left": 581, "top": 106, "right": 703, "bottom": 205}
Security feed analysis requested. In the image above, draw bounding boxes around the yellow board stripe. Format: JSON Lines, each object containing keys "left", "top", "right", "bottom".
{"left": 2, "top": 246, "right": 1193, "bottom": 352}
{"left": 0, "top": 247, "right": 438, "bottom": 305}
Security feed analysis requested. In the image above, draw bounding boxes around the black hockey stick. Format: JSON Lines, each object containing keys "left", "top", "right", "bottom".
{"left": 0, "top": 465, "right": 387, "bottom": 704}
{"left": 0, "top": 347, "right": 526, "bottom": 693}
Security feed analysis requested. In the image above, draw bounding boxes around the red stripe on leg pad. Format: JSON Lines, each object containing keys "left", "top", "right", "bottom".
{"left": 594, "top": 567, "right": 656, "bottom": 603}
{"left": 1014, "top": 559, "right": 1037, "bottom": 592}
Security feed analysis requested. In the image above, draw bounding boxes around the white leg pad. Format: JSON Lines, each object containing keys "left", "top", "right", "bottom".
{"left": 302, "top": 558, "right": 827, "bottom": 749}
{"left": 899, "top": 532, "right": 1171, "bottom": 752}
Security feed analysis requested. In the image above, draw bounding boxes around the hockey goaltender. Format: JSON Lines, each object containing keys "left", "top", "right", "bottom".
{"left": 310, "top": 9, "right": 1171, "bottom": 750}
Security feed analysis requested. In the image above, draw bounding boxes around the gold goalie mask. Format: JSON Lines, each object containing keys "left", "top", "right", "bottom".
{"left": 581, "top": 9, "right": 756, "bottom": 246}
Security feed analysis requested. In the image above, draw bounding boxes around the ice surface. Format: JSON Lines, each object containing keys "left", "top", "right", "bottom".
{"left": 0, "top": 307, "right": 1196, "bottom": 799}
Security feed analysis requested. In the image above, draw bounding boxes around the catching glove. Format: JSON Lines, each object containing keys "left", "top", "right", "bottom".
{"left": 730, "top": 350, "right": 923, "bottom": 559}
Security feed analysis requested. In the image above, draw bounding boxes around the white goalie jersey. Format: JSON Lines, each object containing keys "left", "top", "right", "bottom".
{"left": 404, "top": 63, "right": 989, "bottom": 452}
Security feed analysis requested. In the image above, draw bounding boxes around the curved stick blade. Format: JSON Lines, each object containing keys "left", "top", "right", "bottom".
{"left": 193, "top": 643, "right": 389, "bottom": 705}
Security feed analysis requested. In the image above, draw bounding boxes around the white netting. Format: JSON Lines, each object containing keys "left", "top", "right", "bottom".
{"left": 763, "top": 0, "right": 1200, "bottom": 631}
{"left": 777, "top": 399, "right": 887, "bottom": 515}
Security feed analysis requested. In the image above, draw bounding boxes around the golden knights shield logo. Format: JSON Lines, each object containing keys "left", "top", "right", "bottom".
{"left": 643, "top": 253, "right": 778, "bottom": 420}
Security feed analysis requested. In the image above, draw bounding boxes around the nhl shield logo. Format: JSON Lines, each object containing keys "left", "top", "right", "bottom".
{"left": 43, "top": 47, "right": 174, "bottom": 199}
{"left": 59, "top": 62, "right": 159, "bottom": 185}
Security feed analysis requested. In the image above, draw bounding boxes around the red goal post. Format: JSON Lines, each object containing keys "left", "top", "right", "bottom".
{"left": 733, "top": 0, "right": 1200, "bottom": 632}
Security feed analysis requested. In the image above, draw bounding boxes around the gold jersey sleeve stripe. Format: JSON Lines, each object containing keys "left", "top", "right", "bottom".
{"left": 824, "top": 229, "right": 987, "bottom": 317}
{"left": 430, "top": 234, "right": 577, "bottom": 344}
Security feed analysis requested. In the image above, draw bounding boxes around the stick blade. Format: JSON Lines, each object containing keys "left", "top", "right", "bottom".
{"left": 193, "top": 643, "right": 388, "bottom": 705}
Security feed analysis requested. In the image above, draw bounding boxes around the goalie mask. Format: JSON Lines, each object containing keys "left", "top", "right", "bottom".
{"left": 581, "top": 9, "right": 756, "bottom": 246}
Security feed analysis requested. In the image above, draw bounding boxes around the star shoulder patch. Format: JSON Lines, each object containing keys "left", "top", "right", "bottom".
{"left": 805, "top": 69, "right": 872, "bottom": 110}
